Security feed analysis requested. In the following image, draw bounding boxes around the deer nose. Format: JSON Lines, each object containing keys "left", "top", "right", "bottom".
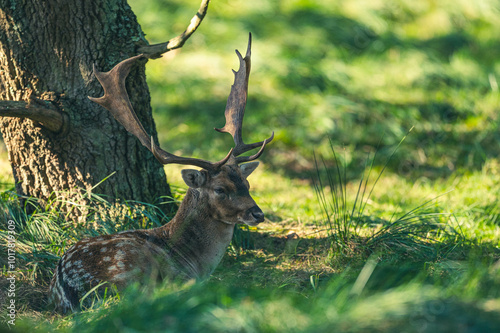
{"left": 249, "top": 206, "right": 265, "bottom": 223}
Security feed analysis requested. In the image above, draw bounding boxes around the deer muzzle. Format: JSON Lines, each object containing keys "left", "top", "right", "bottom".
{"left": 245, "top": 205, "right": 265, "bottom": 225}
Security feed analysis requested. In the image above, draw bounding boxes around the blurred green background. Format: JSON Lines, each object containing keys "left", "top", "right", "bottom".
{"left": 131, "top": 0, "right": 500, "bottom": 180}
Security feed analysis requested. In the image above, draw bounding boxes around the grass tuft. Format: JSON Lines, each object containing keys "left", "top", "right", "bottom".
{"left": 312, "top": 133, "right": 468, "bottom": 265}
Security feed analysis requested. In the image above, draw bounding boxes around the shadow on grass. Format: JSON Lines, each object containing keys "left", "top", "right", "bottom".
{"left": 3, "top": 226, "right": 499, "bottom": 332}
{"left": 221, "top": 227, "right": 500, "bottom": 293}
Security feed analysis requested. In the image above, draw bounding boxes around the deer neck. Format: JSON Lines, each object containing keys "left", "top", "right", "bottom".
{"left": 157, "top": 188, "right": 234, "bottom": 279}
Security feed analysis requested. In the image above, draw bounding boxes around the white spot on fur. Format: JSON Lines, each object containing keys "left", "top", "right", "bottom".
{"left": 114, "top": 271, "right": 132, "bottom": 280}
{"left": 115, "top": 250, "right": 126, "bottom": 261}
{"left": 65, "top": 251, "right": 75, "bottom": 261}
{"left": 117, "top": 241, "right": 135, "bottom": 247}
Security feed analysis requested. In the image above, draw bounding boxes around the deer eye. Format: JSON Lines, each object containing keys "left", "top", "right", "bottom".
{"left": 214, "top": 187, "right": 226, "bottom": 196}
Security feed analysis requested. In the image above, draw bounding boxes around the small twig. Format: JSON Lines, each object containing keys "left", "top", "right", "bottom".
{"left": 0, "top": 100, "right": 66, "bottom": 133}
{"left": 138, "top": 0, "right": 210, "bottom": 59}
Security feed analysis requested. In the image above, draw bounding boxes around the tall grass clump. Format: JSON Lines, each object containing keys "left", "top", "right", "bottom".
{"left": 312, "top": 134, "right": 455, "bottom": 263}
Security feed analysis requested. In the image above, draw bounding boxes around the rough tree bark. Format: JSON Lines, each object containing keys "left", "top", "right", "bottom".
{"left": 0, "top": 0, "right": 209, "bottom": 220}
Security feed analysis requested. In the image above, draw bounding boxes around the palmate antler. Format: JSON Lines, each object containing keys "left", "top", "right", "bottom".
{"left": 216, "top": 33, "right": 274, "bottom": 163}
{"left": 88, "top": 33, "right": 273, "bottom": 171}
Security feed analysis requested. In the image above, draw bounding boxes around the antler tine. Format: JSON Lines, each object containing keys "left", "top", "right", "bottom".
{"left": 215, "top": 33, "right": 274, "bottom": 161}
{"left": 89, "top": 55, "right": 226, "bottom": 171}
{"left": 234, "top": 131, "right": 274, "bottom": 164}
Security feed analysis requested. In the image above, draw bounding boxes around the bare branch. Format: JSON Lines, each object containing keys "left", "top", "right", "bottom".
{"left": 0, "top": 100, "right": 65, "bottom": 133}
{"left": 138, "top": 0, "right": 210, "bottom": 58}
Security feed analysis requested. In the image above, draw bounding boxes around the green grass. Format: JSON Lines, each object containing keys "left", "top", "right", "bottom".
{"left": 1, "top": 0, "right": 500, "bottom": 331}
{"left": 134, "top": 0, "right": 500, "bottom": 179}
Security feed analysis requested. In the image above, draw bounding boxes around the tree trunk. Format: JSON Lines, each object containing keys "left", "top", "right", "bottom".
{"left": 0, "top": 0, "right": 174, "bottom": 220}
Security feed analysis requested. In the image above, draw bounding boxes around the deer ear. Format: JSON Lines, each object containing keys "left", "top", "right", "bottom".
{"left": 239, "top": 162, "right": 259, "bottom": 179}
{"left": 181, "top": 169, "right": 207, "bottom": 188}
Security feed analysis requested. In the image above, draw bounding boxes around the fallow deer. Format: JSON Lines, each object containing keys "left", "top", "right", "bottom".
{"left": 48, "top": 34, "right": 273, "bottom": 313}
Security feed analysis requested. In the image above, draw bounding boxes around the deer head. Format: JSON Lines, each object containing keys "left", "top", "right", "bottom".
{"left": 180, "top": 162, "right": 263, "bottom": 226}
